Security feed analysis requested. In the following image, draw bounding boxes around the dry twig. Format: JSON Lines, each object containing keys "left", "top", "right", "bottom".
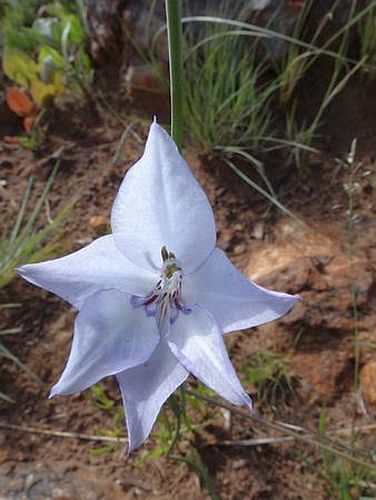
{"left": 0, "top": 422, "right": 127, "bottom": 444}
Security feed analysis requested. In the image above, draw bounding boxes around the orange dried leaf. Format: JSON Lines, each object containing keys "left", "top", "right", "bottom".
{"left": 23, "top": 116, "right": 34, "bottom": 134}
{"left": 5, "top": 87, "right": 33, "bottom": 117}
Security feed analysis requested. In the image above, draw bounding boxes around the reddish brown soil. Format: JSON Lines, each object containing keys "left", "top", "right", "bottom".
{"left": 0, "top": 81, "right": 375, "bottom": 499}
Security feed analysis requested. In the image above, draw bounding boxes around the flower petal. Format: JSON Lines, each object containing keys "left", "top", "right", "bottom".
{"left": 183, "top": 248, "right": 299, "bottom": 333}
{"left": 167, "top": 306, "right": 251, "bottom": 407}
{"left": 111, "top": 121, "right": 216, "bottom": 273}
{"left": 117, "top": 340, "right": 188, "bottom": 452}
{"left": 17, "top": 235, "right": 156, "bottom": 309}
{"left": 50, "top": 289, "right": 159, "bottom": 396}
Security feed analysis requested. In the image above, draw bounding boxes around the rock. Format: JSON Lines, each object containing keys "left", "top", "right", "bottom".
{"left": 244, "top": 218, "right": 374, "bottom": 404}
{"left": 246, "top": 219, "right": 339, "bottom": 282}
{"left": 290, "top": 345, "right": 352, "bottom": 404}
{"left": 360, "top": 362, "right": 376, "bottom": 405}
{"left": 246, "top": 219, "right": 373, "bottom": 316}
{"left": 0, "top": 462, "right": 126, "bottom": 499}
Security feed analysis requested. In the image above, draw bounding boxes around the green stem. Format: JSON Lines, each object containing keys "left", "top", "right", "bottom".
{"left": 166, "top": 385, "right": 186, "bottom": 456}
{"left": 165, "top": 0, "right": 184, "bottom": 150}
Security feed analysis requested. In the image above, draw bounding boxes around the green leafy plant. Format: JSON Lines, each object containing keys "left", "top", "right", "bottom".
{"left": 87, "top": 383, "right": 125, "bottom": 456}
{"left": 243, "top": 351, "right": 298, "bottom": 408}
{"left": 88, "top": 378, "right": 217, "bottom": 494}
{"left": 317, "top": 411, "right": 376, "bottom": 499}
{"left": 142, "top": 382, "right": 215, "bottom": 461}
{"left": 145, "top": 382, "right": 218, "bottom": 498}
{"left": 2, "top": 0, "right": 93, "bottom": 93}
{"left": 1, "top": 0, "right": 93, "bottom": 147}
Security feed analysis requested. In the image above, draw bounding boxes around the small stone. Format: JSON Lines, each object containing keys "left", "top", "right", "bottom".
{"left": 232, "top": 243, "right": 247, "bottom": 255}
{"left": 125, "top": 64, "right": 165, "bottom": 94}
{"left": 216, "top": 187, "right": 227, "bottom": 197}
{"left": 360, "top": 362, "right": 376, "bottom": 405}
{"left": 220, "top": 232, "right": 233, "bottom": 251}
{"left": 350, "top": 486, "right": 361, "bottom": 499}
{"left": 89, "top": 215, "right": 109, "bottom": 233}
{"left": 232, "top": 459, "right": 247, "bottom": 470}
{"left": 221, "top": 408, "right": 231, "bottom": 431}
{"left": 25, "top": 473, "right": 37, "bottom": 491}
{"left": 252, "top": 222, "right": 264, "bottom": 240}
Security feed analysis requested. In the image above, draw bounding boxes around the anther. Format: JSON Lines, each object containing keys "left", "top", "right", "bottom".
{"left": 161, "top": 246, "right": 169, "bottom": 262}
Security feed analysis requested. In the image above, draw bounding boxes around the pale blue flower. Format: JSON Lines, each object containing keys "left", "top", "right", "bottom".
{"left": 17, "top": 121, "right": 299, "bottom": 451}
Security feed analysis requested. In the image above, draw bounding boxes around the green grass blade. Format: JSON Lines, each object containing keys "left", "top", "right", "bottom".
{"left": 9, "top": 176, "right": 33, "bottom": 246}
{"left": 0, "top": 390, "right": 14, "bottom": 403}
{"left": 0, "top": 342, "right": 44, "bottom": 386}
{"left": 0, "top": 327, "right": 23, "bottom": 336}
{"left": 225, "top": 158, "right": 306, "bottom": 227}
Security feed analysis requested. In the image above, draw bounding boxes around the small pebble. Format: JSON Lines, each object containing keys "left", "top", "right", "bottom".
{"left": 25, "top": 473, "right": 37, "bottom": 491}
{"left": 89, "top": 215, "right": 109, "bottom": 232}
{"left": 216, "top": 187, "right": 227, "bottom": 197}
{"left": 232, "top": 459, "right": 247, "bottom": 470}
{"left": 360, "top": 361, "right": 376, "bottom": 405}
{"left": 252, "top": 222, "right": 264, "bottom": 240}
{"left": 232, "top": 243, "right": 247, "bottom": 255}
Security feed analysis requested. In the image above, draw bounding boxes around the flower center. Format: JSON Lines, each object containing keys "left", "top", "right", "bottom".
{"left": 130, "top": 246, "right": 190, "bottom": 329}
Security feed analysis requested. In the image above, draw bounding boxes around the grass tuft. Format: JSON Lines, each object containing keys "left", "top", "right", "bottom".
{"left": 243, "top": 351, "right": 299, "bottom": 408}
{"left": 0, "top": 164, "right": 74, "bottom": 401}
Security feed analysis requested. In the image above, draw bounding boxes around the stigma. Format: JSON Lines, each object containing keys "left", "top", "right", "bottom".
{"left": 130, "top": 246, "right": 190, "bottom": 329}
